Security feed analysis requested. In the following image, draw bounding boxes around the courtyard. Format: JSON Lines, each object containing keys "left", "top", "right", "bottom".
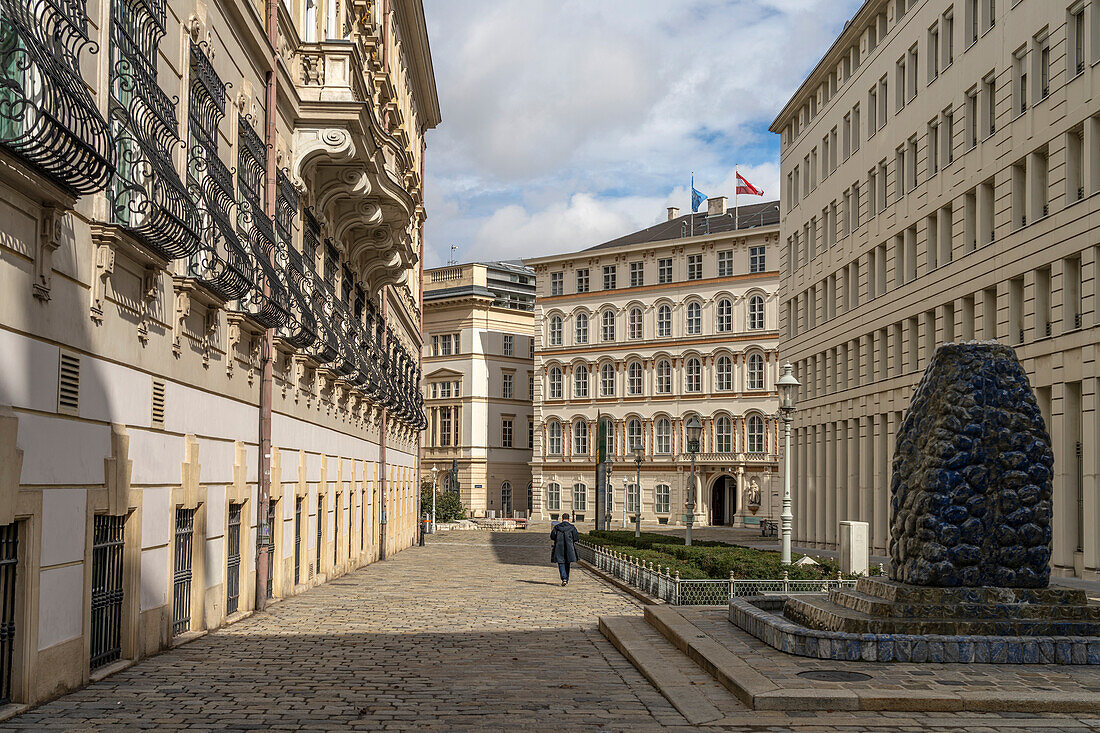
{"left": 5, "top": 529, "right": 1099, "bottom": 732}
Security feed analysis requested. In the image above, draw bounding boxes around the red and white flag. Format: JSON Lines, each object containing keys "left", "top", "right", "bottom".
{"left": 735, "top": 172, "right": 764, "bottom": 196}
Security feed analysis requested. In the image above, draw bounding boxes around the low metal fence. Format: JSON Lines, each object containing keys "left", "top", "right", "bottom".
{"left": 576, "top": 541, "right": 860, "bottom": 606}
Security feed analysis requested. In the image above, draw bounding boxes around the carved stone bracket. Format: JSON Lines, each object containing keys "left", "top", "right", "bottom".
{"left": 33, "top": 206, "right": 65, "bottom": 302}
{"left": 104, "top": 424, "right": 134, "bottom": 517}
{"left": 173, "top": 285, "right": 191, "bottom": 357}
{"left": 0, "top": 406, "right": 24, "bottom": 526}
{"left": 180, "top": 435, "right": 202, "bottom": 510}
{"left": 202, "top": 309, "right": 219, "bottom": 368}
{"left": 137, "top": 268, "right": 160, "bottom": 345}
{"left": 90, "top": 237, "right": 115, "bottom": 324}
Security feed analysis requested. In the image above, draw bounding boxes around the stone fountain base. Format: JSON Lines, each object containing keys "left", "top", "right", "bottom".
{"left": 729, "top": 577, "right": 1100, "bottom": 664}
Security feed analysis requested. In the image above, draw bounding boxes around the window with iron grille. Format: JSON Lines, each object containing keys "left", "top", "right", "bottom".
{"left": 294, "top": 497, "right": 302, "bottom": 585}
{"left": 316, "top": 496, "right": 324, "bottom": 576}
{"left": 334, "top": 497, "right": 340, "bottom": 567}
{"left": 266, "top": 501, "right": 276, "bottom": 599}
{"left": 226, "top": 504, "right": 241, "bottom": 615}
{"left": 0, "top": 523, "right": 17, "bottom": 704}
{"left": 90, "top": 515, "right": 124, "bottom": 671}
{"left": 172, "top": 509, "right": 194, "bottom": 636}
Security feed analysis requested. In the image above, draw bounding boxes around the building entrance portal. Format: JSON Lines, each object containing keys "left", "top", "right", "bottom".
{"left": 710, "top": 476, "right": 736, "bottom": 526}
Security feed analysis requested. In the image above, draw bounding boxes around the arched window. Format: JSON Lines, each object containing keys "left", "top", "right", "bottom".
{"left": 627, "top": 361, "right": 643, "bottom": 395}
{"left": 628, "top": 307, "right": 643, "bottom": 339}
{"left": 547, "top": 421, "right": 562, "bottom": 454}
{"left": 574, "top": 364, "right": 589, "bottom": 398}
{"left": 572, "top": 483, "right": 587, "bottom": 511}
{"left": 716, "top": 298, "right": 733, "bottom": 332}
{"left": 716, "top": 415, "right": 733, "bottom": 453}
{"left": 549, "top": 315, "right": 563, "bottom": 345}
{"left": 546, "top": 482, "right": 561, "bottom": 511}
{"left": 501, "top": 482, "right": 513, "bottom": 515}
{"left": 655, "top": 484, "right": 671, "bottom": 513}
{"left": 601, "top": 310, "right": 616, "bottom": 341}
{"left": 716, "top": 355, "right": 733, "bottom": 391}
{"left": 627, "top": 418, "right": 643, "bottom": 452}
{"left": 657, "top": 304, "right": 672, "bottom": 337}
{"left": 600, "top": 363, "right": 615, "bottom": 396}
{"left": 656, "top": 418, "right": 672, "bottom": 454}
{"left": 575, "top": 312, "right": 589, "bottom": 344}
{"left": 747, "top": 353, "right": 764, "bottom": 390}
{"left": 686, "top": 302, "right": 701, "bottom": 334}
{"left": 748, "top": 295, "right": 765, "bottom": 330}
{"left": 573, "top": 419, "right": 588, "bottom": 456}
{"left": 685, "top": 357, "right": 701, "bottom": 392}
{"left": 747, "top": 414, "right": 765, "bottom": 453}
{"left": 548, "top": 367, "right": 562, "bottom": 399}
{"left": 656, "top": 359, "right": 672, "bottom": 393}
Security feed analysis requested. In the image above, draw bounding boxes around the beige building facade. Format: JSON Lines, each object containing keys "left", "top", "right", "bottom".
{"left": 774, "top": 0, "right": 1099, "bottom": 579}
{"left": 421, "top": 262, "right": 535, "bottom": 517}
{"left": 528, "top": 200, "right": 782, "bottom": 527}
{"left": 0, "top": 0, "right": 438, "bottom": 709}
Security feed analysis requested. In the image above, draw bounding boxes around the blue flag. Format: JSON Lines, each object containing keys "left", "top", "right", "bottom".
{"left": 691, "top": 176, "right": 706, "bottom": 212}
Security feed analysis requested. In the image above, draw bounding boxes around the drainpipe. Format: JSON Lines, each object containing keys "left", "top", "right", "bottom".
{"left": 416, "top": 138, "right": 425, "bottom": 546}
{"left": 379, "top": 292, "right": 388, "bottom": 560}
{"left": 255, "top": 0, "right": 279, "bottom": 612}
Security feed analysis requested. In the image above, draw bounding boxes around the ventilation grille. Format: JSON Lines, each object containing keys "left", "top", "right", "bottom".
{"left": 57, "top": 352, "right": 80, "bottom": 415}
{"left": 151, "top": 379, "right": 166, "bottom": 429}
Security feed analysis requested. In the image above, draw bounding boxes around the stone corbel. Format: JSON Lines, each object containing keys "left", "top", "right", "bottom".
{"left": 180, "top": 435, "right": 201, "bottom": 510}
{"left": 89, "top": 238, "right": 115, "bottom": 324}
{"left": 173, "top": 285, "right": 191, "bottom": 357}
{"left": 0, "top": 406, "right": 23, "bottom": 526}
{"left": 104, "top": 424, "right": 134, "bottom": 517}
{"left": 137, "top": 268, "right": 160, "bottom": 345}
{"left": 33, "top": 205, "right": 65, "bottom": 302}
{"left": 247, "top": 336, "right": 262, "bottom": 386}
{"left": 202, "top": 308, "right": 219, "bottom": 368}
{"left": 226, "top": 315, "right": 243, "bottom": 378}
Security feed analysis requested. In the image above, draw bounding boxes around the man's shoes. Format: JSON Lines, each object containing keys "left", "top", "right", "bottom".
{"left": 562, "top": 580, "right": 568, "bottom": 586}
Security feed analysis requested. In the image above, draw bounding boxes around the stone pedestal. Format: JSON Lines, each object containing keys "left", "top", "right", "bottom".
{"left": 839, "top": 521, "right": 869, "bottom": 576}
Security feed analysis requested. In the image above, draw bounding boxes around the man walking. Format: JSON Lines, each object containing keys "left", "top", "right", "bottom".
{"left": 550, "top": 513, "right": 580, "bottom": 586}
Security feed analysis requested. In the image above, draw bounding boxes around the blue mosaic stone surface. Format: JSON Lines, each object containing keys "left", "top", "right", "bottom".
{"left": 888, "top": 342, "right": 1054, "bottom": 588}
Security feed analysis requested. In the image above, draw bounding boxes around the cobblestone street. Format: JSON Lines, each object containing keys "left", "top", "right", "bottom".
{"left": 7, "top": 530, "right": 1100, "bottom": 732}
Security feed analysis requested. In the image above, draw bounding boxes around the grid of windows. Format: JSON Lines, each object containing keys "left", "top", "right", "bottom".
{"left": 601, "top": 310, "right": 615, "bottom": 341}
{"left": 502, "top": 372, "right": 513, "bottom": 398}
{"left": 575, "top": 312, "right": 588, "bottom": 343}
{"left": 576, "top": 269, "right": 590, "bottom": 293}
{"left": 627, "top": 361, "right": 643, "bottom": 395}
{"left": 658, "top": 258, "right": 673, "bottom": 283}
{"left": 600, "top": 363, "right": 615, "bottom": 396}
{"left": 502, "top": 418, "right": 513, "bottom": 448}
{"left": 750, "top": 246, "right": 767, "bottom": 273}
{"left": 686, "top": 302, "right": 702, "bottom": 334}
{"left": 547, "top": 422, "right": 562, "bottom": 454}
{"left": 657, "top": 305, "right": 671, "bottom": 337}
{"left": 629, "top": 261, "right": 644, "bottom": 287}
{"left": 503, "top": 334, "right": 513, "bottom": 356}
{"left": 547, "top": 482, "right": 561, "bottom": 511}
{"left": 717, "top": 250, "right": 733, "bottom": 277}
{"left": 574, "top": 365, "right": 589, "bottom": 398}
{"left": 656, "top": 419, "right": 672, "bottom": 453}
{"left": 655, "top": 484, "right": 671, "bottom": 513}
{"left": 573, "top": 420, "right": 588, "bottom": 455}
{"left": 716, "top": 298, "right": 732, "bottom": 332}
{"left": 685, "top": 358, "right": 701, "bottom": 392}
{"left": 628, "top": 308, "right": 642, "bottom": 339}
{"left": 602, "top": 265, "right": 616, "bottom": 290}
{"left": 656, "top": 359, "right": 672, "bottom": 393}
{"left": 548, "top": 316, "right": 562, "bottom": 345}
{"left": 687, "top": 254, "right": 702, "bottom": 280}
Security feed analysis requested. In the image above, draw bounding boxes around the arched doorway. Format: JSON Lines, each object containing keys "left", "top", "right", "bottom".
{"left": 709, "top": 476, "right": 736, "bottom": 525}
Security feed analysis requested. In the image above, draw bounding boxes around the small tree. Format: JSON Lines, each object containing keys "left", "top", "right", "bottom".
{"left": 420, "top": 482, "right": 467, "bottom": 523}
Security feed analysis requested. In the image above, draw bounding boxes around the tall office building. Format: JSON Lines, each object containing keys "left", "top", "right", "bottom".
{"left": 774, "top": 0, "right": 1098, "bottom": 580}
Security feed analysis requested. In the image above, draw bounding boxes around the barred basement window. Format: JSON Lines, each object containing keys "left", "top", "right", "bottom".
{"left": 108, "top": 0, "right": 200, "bottom": 260}
{"left": 0, "top": 523, "right": 17, "bottom": 705}
{"left": 226, "top": 504, "right": 241, "bottom": 614}
{"left": 294, "top": 497, "right": 303, "bottom": 584}
{"left": 172, "top": 509, "right": 194, "bottom": 636}
{"left": 266, "top": 500, "right": 277, "bottom": 599}
{"left": 90, "top": 515, "right": 124, "bottom": 670}
{"left": 57, "top": 352, "right": 80, "bottom": 415}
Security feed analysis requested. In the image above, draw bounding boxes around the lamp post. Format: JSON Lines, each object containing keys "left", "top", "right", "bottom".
{"left": 621, "top": 477, "right": 628, "bottom": 528}
{"left": 430, "top": 465, "right": 438, "bottom": 534}
{"left": 685, "top": 414, "right": 702, "bottom": 547}
{"left": 633, "top": 444, "right": 643, "bottom": 538}
{"left": 777, "top": 363, "right": 801, "bottom": 566}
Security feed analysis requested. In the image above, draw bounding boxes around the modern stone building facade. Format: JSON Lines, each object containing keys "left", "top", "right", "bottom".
{"left": 528, "top": 200, "right": 782, "bottom": 527}
{"left": 421, "top": 261, "right": 535, "bottom": 517}
{"left": 0, "top": 0, "right": 438, "bottom": 708}
{"left": 773, "top": 0, "right": 1099, "bottom": 580}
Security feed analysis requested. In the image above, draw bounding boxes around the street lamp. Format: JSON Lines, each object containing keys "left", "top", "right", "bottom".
{"left": 685, "top": 414, "right": 702, "bottom": 547}
{"left": 633, "top": 443, "right": 644, "bottom": 538}
{"left": 621, "top": 477, "right": 628, "bottom": 528}
{"left": 777, "top": 363, "right": 801, "bottom": 566}
{"left": 430, "top": 465, "right": 439, "bottom": 534}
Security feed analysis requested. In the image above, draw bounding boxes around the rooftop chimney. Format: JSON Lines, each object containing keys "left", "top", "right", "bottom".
{"left": 707, "top": 196, "right": 727, "bottom": 216}
{"left": 667, "top": 206, "right": 680, "bottom": 221}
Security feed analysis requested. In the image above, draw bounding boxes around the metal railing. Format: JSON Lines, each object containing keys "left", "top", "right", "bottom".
{"left": 576, "top": 541, "right": 858, "bottom": 606}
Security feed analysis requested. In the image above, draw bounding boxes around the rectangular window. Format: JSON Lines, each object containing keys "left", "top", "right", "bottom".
{"left": 1014, "top": 47, "right": 1028, "bottom": 114}
{"left": 629, "top": 261, "right": 644, "bottom": 287}
{"left": 502, "top": 418, "right": 513, "bottom": 448}
{"left": 503, "top": 334, "right": 514, "bottom": 356}
{"left": 1009, "top": 276, "right": 1025, "bottom": 343}
{"left": 1067, "top": 126, "right": 1085, "bottom": 203}
{"left": 852, "top": 104, "right": 860, "bottom": 152}
{"left": 550, "top": 272, "right": 563, "bottom": 296}
{"left": 1037, "top": 34, "right": 1050, "bottom": 100}
{"left": 431, "top": 336, "right": 438, "bottom": 356}
{"left": 90, "top": 515, "right": 124, "bottom": 671}
{"left": 547, "top": 484, "right": 561, "bottom": 511}
{"left": 602, "top": 265, "right": 616, "bottom": 290}
{"left": 750, "top": 246, "right": 766, "bottom": 273}
{"left": 226, "top": 504, "right": 241, "bottom": 614}
{"left": 944, "top": 9, "right": 955, "bottom": 65}
{"left": 896, "top": 55, "right": 907, "bottom": 112}
{"left": 439, "top": 335, "right": 452, "bottom": 356}
{"left": 687, "top": 254, "right": 702, "bottom": 280}
{"left": 868, "top": 86, "right": 877, "bottom": 135}
{"left": 1036, "top": 266, "right": 1052, "bottom": 337}
{"left": 1011, "top": 158, "right": 1027, "bottom": 227}
{"left": 907, "top": 44, "right": 919, "bottom": 100}
{"left": 528, "top": 419, "right": 534, "bottom": 448}
{"left": 658, "top": 258, "right": 672, "bottom": 284}
{"left": 502, "top": 373, "right": 514, "bottom": 399}
{"left": 943, "top": 108, "right": 954, "bottom": 165}
{"left": 1065, "top": 255, "right": 1083, "bottom": 330}
{"left": 717, "top": 249, "right": 733, "bottom": 277}
{"left": 966, "top": 88, "right": 978, "bottom": 148}
{"left": 928, "top": 119, "right": 939, "bottom": 175}
{"left": 576, "top": 268, "right": 590, "bottom": 293}
{"left": 939, "top": 202, "right": 954, "bottom": 264}
{"left": 964, "top": 188, "right": 977, "bottom": 251}
{"left": 966, "top": 0, "right": 978, "bottom": 44}
{"left": 929, "top": 24, "right": 940, "bottom": 81}
{"left": 851, "top": 182, "right": 860, "bottom": 229}
{"left": 983, "top": 74, "right": 996, "bottom": 137}
{"left": 907, "top": 136, "right": 918, "bottom": 191}
{"left": 982, "top": 286, "right": 998, "bottom": 339}
{"left": 1071, "top": 6, "right": 1086, "bottom": 76}
{"left": 572, "top": 484, "right": 587, "bottom": 512}
{"left": 895, "top": 147, "right": 906, "bottom": 199}
{"left": 878, "top": 76, "right": 888, "bottom": 127}
{"left": 868, "top": 168, "right": 877, "bottom": 218}
{"left": 655, "top": 485, "right": 670, "bottom": 514}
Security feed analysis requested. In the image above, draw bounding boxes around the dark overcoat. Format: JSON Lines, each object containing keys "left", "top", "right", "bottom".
{"left": 550, "top": 521, "right": 579, "bottom": 564}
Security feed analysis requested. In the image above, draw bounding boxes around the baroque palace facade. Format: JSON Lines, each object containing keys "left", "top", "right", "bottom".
{"left": 422, "top": 261, "right": 535, "bottom": 518}
{"left": 0, "top": 0, "right": 438, "bottom": 708}
{"left": 528, "top": 199, "right": 782, "bottom": 527}
{"left": 774, "top": 0, "right": 1099, "bottom": 579}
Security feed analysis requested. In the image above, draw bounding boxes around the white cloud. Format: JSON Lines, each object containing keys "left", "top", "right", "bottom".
{"left": 422, "top": 0, "right": 862, "bottom": 266}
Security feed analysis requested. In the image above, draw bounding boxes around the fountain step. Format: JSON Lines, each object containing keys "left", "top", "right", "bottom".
{"left": 786, "top": 595, "right": 1100, "bottom": 637}
{"left": 829, "top": 588, "right": 1100, "bottom": 621}
{"left": 855, "top": 577, "right": 1086, "bottom": 606}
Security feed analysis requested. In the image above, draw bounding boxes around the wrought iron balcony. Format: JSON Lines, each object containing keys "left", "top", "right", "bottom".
{"left": 0, "top": 0, "right": 115, "bottom": 194}
{"left": 281, "top": 246, "right": 318, "bottom": 350}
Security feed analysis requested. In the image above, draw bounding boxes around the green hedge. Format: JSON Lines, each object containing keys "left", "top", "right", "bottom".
{"left": 583, "top": 530, "right": 845, "bottom": 580}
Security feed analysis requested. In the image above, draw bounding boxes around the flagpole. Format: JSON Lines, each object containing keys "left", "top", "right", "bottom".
{"left": 734, "top": 167, "right": 739, "bottom": 230}
{"left": 690, "top": 172, "right": 694, "bottom": 238}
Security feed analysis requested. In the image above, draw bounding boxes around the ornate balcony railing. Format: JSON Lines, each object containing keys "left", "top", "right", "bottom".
{"left": 0, "top": 0, "right": 115, "bottom": 194}
{"left": 235, "top": 116, "right": 289, "bottom": 329}
{"left": 107, "top": 0, "right": 200, "bottom": 260}
{"left": 274, "top": 169, "right": 316, "bottom": 349}
{"left": 185, "top": 44, "right": 250, "bottom": 301}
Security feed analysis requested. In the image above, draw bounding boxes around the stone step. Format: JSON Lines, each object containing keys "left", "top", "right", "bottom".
{"left": 598, "top": 615, "right": 745, "bottom": 724}
{"left": 856, "top": 577, "right": 1087, "bottom": 605}
{"left": 787, "top": 595, "right": 1100, "bottom": 636}
{"left": 830, "top": 588, "right": 1100, "bottom": 621}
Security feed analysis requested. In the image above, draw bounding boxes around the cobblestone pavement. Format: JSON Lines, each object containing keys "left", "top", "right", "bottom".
{"left": 6, "top": 529, "right": 1100, "bottom": 732}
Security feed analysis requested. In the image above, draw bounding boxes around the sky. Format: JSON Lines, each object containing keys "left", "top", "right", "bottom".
{"left": 420, "top": 0, "right": 863, "bottom": 267}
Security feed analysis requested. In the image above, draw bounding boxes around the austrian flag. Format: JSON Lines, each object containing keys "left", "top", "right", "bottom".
{"left": 735, "top": 172, "right": 764, "bottom": 196}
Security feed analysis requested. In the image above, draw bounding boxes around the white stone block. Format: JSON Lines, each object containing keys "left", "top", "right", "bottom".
{"left": 839, "top": 520, "right": 869, "bottom": 576}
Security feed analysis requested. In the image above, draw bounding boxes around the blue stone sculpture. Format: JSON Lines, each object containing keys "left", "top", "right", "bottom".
{"left": 888, "top": 342, "right": 1053, "bottom": 587}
